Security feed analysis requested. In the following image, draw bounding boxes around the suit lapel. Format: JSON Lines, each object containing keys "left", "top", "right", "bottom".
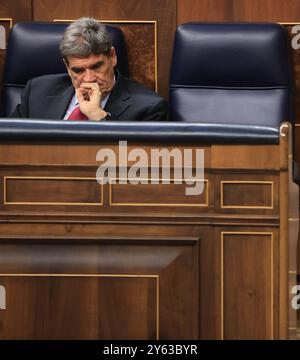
{"left": 44, "top": 77, "right": 74, "bottom": 119}
{"left": 104, "top": 71, "right": 131, "bottom": 119}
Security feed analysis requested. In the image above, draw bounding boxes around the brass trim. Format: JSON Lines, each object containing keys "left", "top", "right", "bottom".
{"left": 54, "top": 19, "right": 157, "bottom": 24}
{"left": 109, "top": 178, "right": 208, "bottom": 206}
{"left": 280, "top": 22, "right": 300, "bottom": 25}
{"left": 0, "top": 273, "right": 158, "bottom": 277}
{"left": 156, "top": 275, "right": 160, "bottom": 339}
{"left": 0, "top": 18, "right": 12, "bottom": 29}
{"left": 220, "top": 231, "right": 224, "bottom": 339}
{"left": 4, "top": 176, "right": 103, "bottom": 206}
{"left": 289, "top": 271, "right": 297, "bottom": 275}
{"left": 154, "top": 21, "right": 158, "bottom": 92}
{"left": 220, "top": 180, "right": 274, "bottom": 209}
{"left": 221, "top": 231, "right": 274, "bottom": 340}
{"left": 289, "top": 218, "right": 299, "bottom": 222}
{"left": 53, "top": 19, "right": 158, "bottom": 92}
{"left": 0, "top": 273, "right": 160, "bottom": 340}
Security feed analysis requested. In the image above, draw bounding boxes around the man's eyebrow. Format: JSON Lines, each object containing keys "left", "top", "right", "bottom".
{"left": 70, "top": 66, "right": 84, "bottom": 72}
{"left": 89, "top": 61, "right": 104, "bottom": 69}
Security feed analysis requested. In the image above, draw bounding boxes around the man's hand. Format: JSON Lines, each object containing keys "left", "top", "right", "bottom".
{"left": 76, "top": 82, "right": 108, "bottom": 121}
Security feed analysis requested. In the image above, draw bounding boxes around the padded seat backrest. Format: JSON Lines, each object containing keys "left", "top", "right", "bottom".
{"left": 169, "top": 23, "right": 292, "bottom": 127}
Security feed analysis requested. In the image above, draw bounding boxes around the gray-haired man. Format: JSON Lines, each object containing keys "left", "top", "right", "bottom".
{"left": 11, "top": 17, "right": 168, "bottom": 121}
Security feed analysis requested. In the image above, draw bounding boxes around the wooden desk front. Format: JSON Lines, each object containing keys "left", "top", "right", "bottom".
{"left": 0, "top": 125, "right": 297, "bottom": 339}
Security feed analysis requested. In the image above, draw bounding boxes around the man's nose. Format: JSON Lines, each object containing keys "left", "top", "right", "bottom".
{"left": 83, "top": 69, "right": 96, "bottom": 82}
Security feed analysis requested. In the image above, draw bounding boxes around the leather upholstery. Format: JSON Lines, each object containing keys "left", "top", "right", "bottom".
{"left": 0, "top": 119, "right": 279, "bottom": 144}
{"left": 1, "top": 22, "right": 129, "bottom": 117}
{"left": 0, "top": 23, "right": 293, "bottom": 148}
{"left": 169, "top": 23, "right": 293, "bottom": 127}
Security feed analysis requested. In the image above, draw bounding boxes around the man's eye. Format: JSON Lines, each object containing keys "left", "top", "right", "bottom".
{"left": 72, "top": 69, "right": 84, "bottom": 74}
{"left": 91, "top": 63, "right": 103, "bottom": 70}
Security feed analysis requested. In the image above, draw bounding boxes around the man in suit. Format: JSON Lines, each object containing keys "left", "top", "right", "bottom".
{"left": 11, "top": 17, "right": 168, "bottom": 121}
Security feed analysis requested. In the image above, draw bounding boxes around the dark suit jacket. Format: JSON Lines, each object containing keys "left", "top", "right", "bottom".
{"left": 11, "top": 71, "right": 168, "bottom": 121}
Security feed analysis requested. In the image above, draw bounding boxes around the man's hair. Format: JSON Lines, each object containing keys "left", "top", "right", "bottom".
{"left": 60, "top": 17, "right": 112, "bottom": 63}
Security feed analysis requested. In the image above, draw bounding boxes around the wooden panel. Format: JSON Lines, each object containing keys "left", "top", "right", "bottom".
{"left": 295, "top": 125, "right": 300, "bottom": 164}
{"left": 0, "top": 171, "right": 210, "bottom": 217}
{"left": 0, "top": 143, "right": 104, "bottom": 165}
{"left": 178, "top": 0, "right": 236, "bottom": 23}
{"left": 177, "top": 0, "right": 300, "bottom": 23}
{"left": 0, "top": 238, "right": 199, "bottom": 339}
{"left": 216, "top": 174, "right": 279, "bottom": 215}
{"left": 98, "top": 277, "right": 157, "bottom": 340}
{"left": 0, "top": 143, "right": 211, "bottom": 167}
{"left": 0, "top": 132, "right": 292, "bottom": 339}
{"left": 110, "top": 180, "right": 208, "bottom": 206}
{"left": 33, "top": 0, "right": 176, "bottom": 99}
{"left": 199, "top": 226, "right": 221, "bottom": 339}
{"left": 222, "top": 232, "right": 273, "bottom": 339}
{"left": 0, "top": 0, "right": 32, "bottom": 23}
{"left": 4, "top": 176, "right": 102, "bottom": 205}
{"left": 221, "top": 181, "right": 273, "bottom": 209}
{"left": 289, "top": 218, "right": 298, "bottom": 272}
{"left": 0, "top": 276, "right": 157, "bottom": 340}
{"left": 211, "top": 144, "right": 279, "bottom": 169}
{"left": 112, "top": 23, "right": 156, "bottom": 91}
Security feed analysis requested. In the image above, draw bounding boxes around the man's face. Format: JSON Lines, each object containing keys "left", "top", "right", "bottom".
{"left": 65, "top": 48, "right": 117, "bottom": 96}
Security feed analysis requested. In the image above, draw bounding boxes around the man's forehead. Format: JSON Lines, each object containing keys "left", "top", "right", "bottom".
{"left": 68, "top": 54, "right": 107, "bottom": 67}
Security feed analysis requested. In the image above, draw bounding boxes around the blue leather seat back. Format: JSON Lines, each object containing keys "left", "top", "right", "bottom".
{"left": 2, "top": 22, "right": 129, "bottom": 117}
{"left": 169, "top": 23, "right": 292, "bottom": 126}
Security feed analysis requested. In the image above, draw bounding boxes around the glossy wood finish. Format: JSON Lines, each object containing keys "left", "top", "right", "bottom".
{"left": 288, "top": 129, "right": 299, "bottom": 337}
{"left": 223, "top": 232, "right": 273, "bottom": 339}
{"left": 177, "top": 0, "right": 300, "bottom": 23}
{"left": 114, "top": 23, "right": 156, "bottom": 91}
{"left": 4, "top": 177, "right": 103, "bottom": 205}
{"left": 0, "top": 124, "right": 296, "bottom": 339}
{"left": 0, "top": 239, "right": 198, "bottom": 339}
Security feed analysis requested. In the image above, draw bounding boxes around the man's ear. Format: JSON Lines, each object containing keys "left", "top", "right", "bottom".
{"left": 110, "top": 47, "right": 117, "bottom": 67}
